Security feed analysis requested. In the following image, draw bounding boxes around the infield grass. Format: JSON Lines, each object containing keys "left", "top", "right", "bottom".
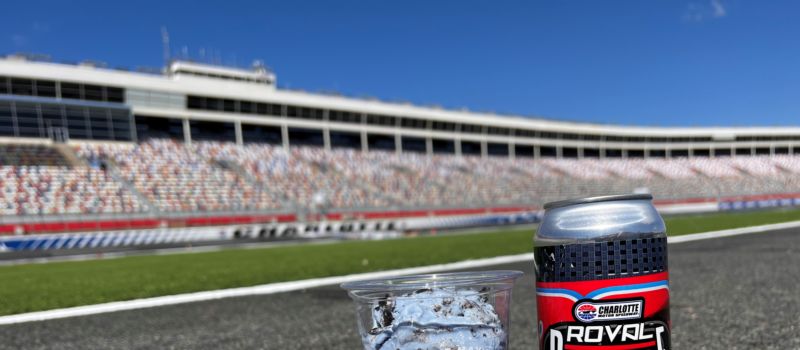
{"left": 1, "top": 208, "right": 800, "bottom": 316}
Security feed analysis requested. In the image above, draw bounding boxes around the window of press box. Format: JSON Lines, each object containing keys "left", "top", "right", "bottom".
{"left": 187, "top": 96, "right": 205, "bottom": 109}
{"left": 82, "top": 84, "right": 105, "bottom": 102}
{"left": 516, "top": 129, "right": 537, "bottom": 138}
{"left": 135, "top": 115, "right": 185, "bottom": 141}
{"left": 255, "top": 102, "right": 283, "bottom": 116}
{"left": 299, "top": 107, "right": 323, "bottom": 120}
{"left": 561, "top": 147, "right": 578, "bottom": 158}
{"left": 583, "top": 148, "right": 600, "bottom": 158}
{"left": 671, "top": 149, "right": 689, "bottom": 157}
{"left": 66, "top": 107, "right": 89, "bottom": 139}
{"left": 288, "top": 127, "right": 324, "bottom": 146}
{"left": 649, "top": 150, "right": 667, "bottom": 158}
{"left": 561, "top": 133, "right": 580, "bottom": 140}
{"left": 36, "top": 80, "right": 57, "bottom": 97}
{"left": 10, "top": 78, "right": 34, "bottom": 96}
{"left": 106, "top": 87, "right": 125, "bottom": 103}
{"left": 514, "top": 144, "right": 534, "bottom": 157}
{"left": 40, "top": 105, "right": 64, "bottom": 128}
{"left": 190, "top": 120, "right": 236, "bottom": 142}
{"left": 461, "top": 124, "right": 483, "bottom": 134}
{"left": 461, "top": 141, "right": 482, "bottom": 155}
{"left": 60, "top": 82, "right": 82, "bottom": 100}
{"left": 401, "top": 118, "right": 428, "bottom": 129}
{"left": 713, "top": 148, "right": 732, "bottom": 157}
{"left": 432, "top": 121, "right": 456, "bottom": 131}
{"left": 540, "top": 132, "right": 558, "bottom": 139}
{"left": 401, "top": 136, "right": 427, "bottom": 153}
{"left": 487, "top": 127, "right": 510, "bottom": 135}
{"left": 367, "top": 134, "right": 395, "bottom": 151}
{"left": 242, "top": 124, "right": 283, "bottom": 144}
{"left": 206, "top": 98, "right": 223, "bottom": 111}
{"left": 0, "top": 102, "right": 13, "bottom": 137}
{"left": 755, "top": 147, "right": 770, "bottom": 155}
{"left": 583, "top": 134, "right": 602, "bottom": 141}
{"left": 330, "top": 131, "right": 362, "bottom": 149}
{"left": 330, "top": 110, "right": 362, "bottom": 123}
{"left": 487, "top": 143, "right": 509, "bottom": 156}
{"left": 605, "top": 149, "right": 623, "bottom": 158}
{"left": 239, "top": 101, "right": 254, "bottom": 114}
{"left": 540, "top": 146, "right": 557, "bottom": 157}
{"left": 432, "top": 139, "right": 455, "bottom": 154}
{"left": 366, "top": 114, "right": 397, "bottom": 126}
{"left": 628, "top": 149, "right": 646, "bottom": 158}
{"left": 223, "top": 99, "right": 236, "bottom": 112}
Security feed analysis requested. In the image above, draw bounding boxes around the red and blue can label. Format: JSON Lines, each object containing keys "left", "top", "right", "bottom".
{"left": 534, "top": 237, "right": 670, "bottom": 350}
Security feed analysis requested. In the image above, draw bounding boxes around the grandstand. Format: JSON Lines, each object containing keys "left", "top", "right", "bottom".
{"left": 2, "top": 54, "right": 800, "bottom": 241}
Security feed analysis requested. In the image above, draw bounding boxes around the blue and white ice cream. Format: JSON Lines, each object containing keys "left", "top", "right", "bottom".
{"left": 366, "top": 288, "right": 506, "bottom": 350}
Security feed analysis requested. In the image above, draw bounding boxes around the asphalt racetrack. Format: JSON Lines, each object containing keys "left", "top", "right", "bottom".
{"left": 1, "top": 228, "right": 799, "bottom": 349}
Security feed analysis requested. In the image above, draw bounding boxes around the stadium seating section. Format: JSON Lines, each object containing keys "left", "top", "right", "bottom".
{"left": 2, "top": 140, "right": 800, "bottom": 217}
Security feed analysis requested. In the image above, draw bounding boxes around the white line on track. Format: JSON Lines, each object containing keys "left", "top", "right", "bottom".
{"left": 1, "top": 219, "right": 798, "bottom": 325}
{"left": 667, "top": 219, "right": 800, "bottom": 244}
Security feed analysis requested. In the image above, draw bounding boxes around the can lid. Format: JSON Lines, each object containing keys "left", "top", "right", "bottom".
{"left": 543, "top": 193, "right": 653, "bottom": 210}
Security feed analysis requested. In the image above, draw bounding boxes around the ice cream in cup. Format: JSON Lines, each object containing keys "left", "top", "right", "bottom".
{"left": 341, "top": 270, "right": 523, "bottom": 350}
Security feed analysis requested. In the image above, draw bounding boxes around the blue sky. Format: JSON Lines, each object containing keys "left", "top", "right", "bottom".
{"left": 2, "top": 0, "right": 798, "bottom": 127}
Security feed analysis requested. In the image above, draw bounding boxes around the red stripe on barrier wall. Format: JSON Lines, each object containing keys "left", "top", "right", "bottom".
{"left": 9, "top": 192, "right": 800, "bottom": 235}
{"left": 0, "top": 225, "right": 16, "bottom": 235}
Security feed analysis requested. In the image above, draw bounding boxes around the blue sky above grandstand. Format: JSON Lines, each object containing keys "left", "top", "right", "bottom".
{"left": 2, "top": 0, "right": 799, "bottom": 127}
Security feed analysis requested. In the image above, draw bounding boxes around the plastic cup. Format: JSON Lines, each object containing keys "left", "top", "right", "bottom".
{"left": 341, "top": 270, "right": 523, "bottom": 350}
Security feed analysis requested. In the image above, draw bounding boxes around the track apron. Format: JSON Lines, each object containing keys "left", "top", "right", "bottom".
{"left": 534, "top": 194, "right": 670, "bottom": 350}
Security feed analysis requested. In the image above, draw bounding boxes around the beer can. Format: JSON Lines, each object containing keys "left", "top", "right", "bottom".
{"left": 534, "top": 194, "right": 670, "bottom": 350}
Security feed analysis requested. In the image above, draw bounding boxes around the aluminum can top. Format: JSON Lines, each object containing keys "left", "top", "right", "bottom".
{"left": 536, "top": 194, "right": 666, "bottom": 247}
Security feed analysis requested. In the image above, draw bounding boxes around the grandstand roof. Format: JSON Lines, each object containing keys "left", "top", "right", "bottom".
{"left": 1, "top": 55, "right": 798, "bottom": 141}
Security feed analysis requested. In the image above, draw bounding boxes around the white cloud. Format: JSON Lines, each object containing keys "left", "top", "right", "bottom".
{"left": 683, "top": 0, "right": 727, "bottom": 22}
{"left": 710, "top": 0, "right": 727, "bottom": 17}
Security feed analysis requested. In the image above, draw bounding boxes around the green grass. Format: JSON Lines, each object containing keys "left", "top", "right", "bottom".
{"left": 665, "top": 208, "right": 800, "bottom": 233}
{"left": 1, "top": 208, "right": 800, "bottom": 316}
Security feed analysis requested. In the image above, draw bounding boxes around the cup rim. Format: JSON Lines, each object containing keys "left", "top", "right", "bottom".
{"left": 340, "top": 270, "right": 523, "bottom": 292}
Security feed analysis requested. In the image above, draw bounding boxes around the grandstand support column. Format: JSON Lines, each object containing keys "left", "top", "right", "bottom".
{"left": 426, "top": 137, "right": 433, "bottom": 156}
{"left": 281, "top": 124, "right": 289, "bottom": 149}
{"left": 508, "top": 142, "right": 515, "bottom": 160}
{"left": 182, "top": 118, "right": 191, "bottom": 145}
{"left": 129, "top": 110, "right": 138, "bottom": 143}
{"left": 622, "top": 149, "right": 628, "bottom": 158}
{"left": 577, "top": 147, "right": 584, "bottom": 159}
{"left": 361, "top": 130, "right": 368, "bottom": 153}
{"left": 556, "top": 145, "right": 563, "bottom": 159}
{"left": 395, "top": 133, "right": 402, "bottom": 155}
{"left": 770, "top": 144, "right": 775, "bottom": 155}
{"left": 481, "top": 141, "right": 488, "bottom": 159}
{"left": 455, "top": 138, "right": 462, "bottom": 157}
{"left": 323, "top": 128, "right": 331, "bottom": 151}
{"left": 534, "top": 145, "right": 541, "bottom": 158}
{"left": 234, "top": 120, "right": 243, "bottom": 145}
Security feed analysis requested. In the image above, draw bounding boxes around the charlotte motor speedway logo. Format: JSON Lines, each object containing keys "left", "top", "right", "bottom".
{"left": 573, "top": 299, "right": 643, "bottom": 323}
